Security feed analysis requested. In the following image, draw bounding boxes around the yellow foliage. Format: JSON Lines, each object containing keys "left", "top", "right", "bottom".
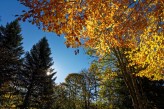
{"left": 128, "top": 32, "right": 164, "bottom": 80}
{"left": 19, "top": 0, "right": 164, "bottom": 80}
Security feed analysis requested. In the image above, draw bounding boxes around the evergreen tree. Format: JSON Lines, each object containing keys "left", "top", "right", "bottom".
{"left": 20, "top": 37, "right": 56, "bottom": 109}
{"left": 0, "top": 20, "right": 24, "bottom": 108}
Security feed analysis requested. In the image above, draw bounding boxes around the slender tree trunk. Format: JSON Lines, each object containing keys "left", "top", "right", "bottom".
{"left": 20, "top": 84, "right": 32, "bottom": 109}
{"left": 20, "top": 77, "right": 34, "bottom": 109}
{"left": 113, "top": 48, "right": 148, "bottom": 109}
{"left": 84, "top": 99, "right": 88, "bottom": 109}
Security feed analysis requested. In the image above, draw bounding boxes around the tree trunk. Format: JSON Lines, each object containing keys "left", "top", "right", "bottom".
{"left": 113, "top": 48, "right": 148, "bottom": 109}
{"left": 20, "top": 83, "right": 32, "bottom": 109}
{"left": 20, "top": 76, "right": 34, "bottom": 109}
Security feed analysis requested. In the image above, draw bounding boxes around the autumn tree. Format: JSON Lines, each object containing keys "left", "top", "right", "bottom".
{"left": 18, "top": 0, "right": 164, "bottom": 109}
{"left": 88, "top": 48, "right": 164, "bottom": 109}
{"left": 0, "top": 20, "right": 24, "bottom": 108}
{"left": 20, "top": 37, "right": 56, "bottom": 109}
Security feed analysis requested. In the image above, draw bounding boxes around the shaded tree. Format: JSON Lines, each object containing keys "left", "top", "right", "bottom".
{"left": 52, "top": 83, "right": 69, "bottom": 109}
{"left": 20, "top": 37, "right": 56, "bottom": 109}
{"left": 0, "top": 20, "right": 24, "bottom": 108}
{"left": 65, "top": 73, "right": 84, "bottom": 109}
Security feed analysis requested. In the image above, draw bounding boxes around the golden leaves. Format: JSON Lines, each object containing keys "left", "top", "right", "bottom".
{"left": 19, "top": 0, "right": 164, "bottom": 80}
{"left": 127, "top": 32, "right": 164, "bottom": 80}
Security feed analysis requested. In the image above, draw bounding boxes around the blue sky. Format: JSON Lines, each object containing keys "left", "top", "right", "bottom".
{"left": 0, "top": 1, "right": 92, "bottom": 83}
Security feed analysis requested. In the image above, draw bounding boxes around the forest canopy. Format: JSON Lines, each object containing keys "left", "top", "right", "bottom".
{"left": 18, "top": 0, "right": 164, "bottom": 80}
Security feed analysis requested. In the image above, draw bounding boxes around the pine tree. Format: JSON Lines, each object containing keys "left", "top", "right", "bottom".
{"left": 0, "top": 20, "right": 24, "bottom": 108}
{"left": 20, "top": 37, "right": 56, "bottom": 109}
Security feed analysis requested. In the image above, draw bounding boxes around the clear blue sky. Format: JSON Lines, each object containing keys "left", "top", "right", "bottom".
{"left": 0, "top": 1, "right": 92, "bottom": 83}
